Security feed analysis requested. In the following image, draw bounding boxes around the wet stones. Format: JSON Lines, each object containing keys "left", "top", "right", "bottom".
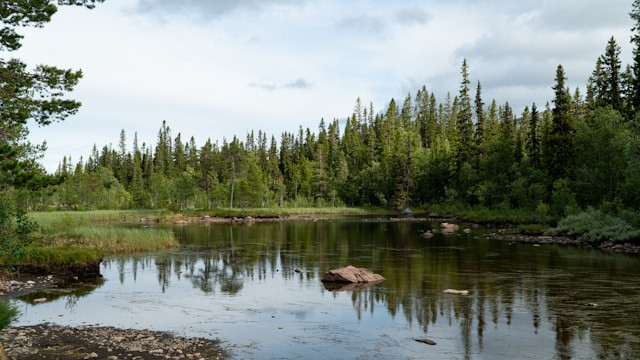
{"left": 440, "top": 222, "right": 459, "bottom": 234}
{"left": 0, "top": 325, "right": 226, "bottom": 360}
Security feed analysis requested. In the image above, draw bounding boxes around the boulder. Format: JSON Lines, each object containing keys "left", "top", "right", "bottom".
{"left": 401, "top": 208, "right": 414, "bottom": 217}
{"left": 321, "top": 265, "right": 385, "bottom": 284}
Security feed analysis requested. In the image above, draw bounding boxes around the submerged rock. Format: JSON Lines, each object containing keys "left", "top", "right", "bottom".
{"left": 321, "top": 265, "right": 385, "bottom": 284}
{"left": 421, "top": 230, "right": 434, "bottom": 239}
{"left": 322, "top": 281, "right": 383, "bottom": 292}
{"left": 443, "top": 289, "right": 469, "bottom": 295}
{"left": 440, "top": 223, "right": 459, "bottom": 234}
{"left": 415, "top": 338, "right": 437, "bottom": 346}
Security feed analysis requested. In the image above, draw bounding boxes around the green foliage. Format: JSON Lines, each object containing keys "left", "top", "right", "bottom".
{"left": 0, "top": 301, "right": 18, "bottom": 332}
{"left": 19, "top": 243, "right": 102, "bottom": 265}
{"left": 4, "top": 2, "right": 640, "bottom": 227}
{"left": 0, "top": 197, "right": 37, "bottom": 265}
{"left": 551, "top": 208, "right": 640, "bottom": 244}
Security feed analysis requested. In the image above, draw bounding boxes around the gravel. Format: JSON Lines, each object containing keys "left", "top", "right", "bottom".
{"left": 0, "top": 324, "right": 226, "bottom": 360}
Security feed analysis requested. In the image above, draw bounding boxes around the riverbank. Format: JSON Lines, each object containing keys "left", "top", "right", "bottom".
{"left": 0, "top": 324, "right": 226, "bottom": 359}
{"left": 482, "top": 232, "right": 640, "bottom": 255}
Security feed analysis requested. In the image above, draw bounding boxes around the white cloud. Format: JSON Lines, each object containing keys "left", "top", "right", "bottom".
{"left": 12, "top": 0, "right": 636, "bottom": 172}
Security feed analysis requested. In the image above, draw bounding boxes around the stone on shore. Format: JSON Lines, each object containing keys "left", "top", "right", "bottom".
{"left": 321, "top": 265, "right": 385, "bottom": 284}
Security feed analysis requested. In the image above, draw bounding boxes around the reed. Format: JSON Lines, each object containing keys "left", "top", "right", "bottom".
{"left": 29, "top": 210, "right": 164, "bottom": 231}
{"left": 43, "top": 225, "right": 178, "bottom": 255}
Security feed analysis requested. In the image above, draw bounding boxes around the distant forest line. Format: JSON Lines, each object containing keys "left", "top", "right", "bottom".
{"left": 7, "top": 16, "right": 640, "bottom": 222}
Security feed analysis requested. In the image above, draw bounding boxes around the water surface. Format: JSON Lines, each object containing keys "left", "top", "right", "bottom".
{"left": 14, "top": 219, "right": 640, "bottom": 359}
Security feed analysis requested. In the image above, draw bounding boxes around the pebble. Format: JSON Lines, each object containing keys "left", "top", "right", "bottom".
{"left": 1, "top": 325, "right": 226, "bottom": 359}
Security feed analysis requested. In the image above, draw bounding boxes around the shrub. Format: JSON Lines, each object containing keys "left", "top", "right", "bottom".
{"left": 0, "top": 301, "right": 18, "bottom": 331}
{"left": 551, "top": 208, "right": 640, "bottom": 244}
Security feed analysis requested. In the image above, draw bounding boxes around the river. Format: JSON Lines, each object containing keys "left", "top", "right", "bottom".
{"left": 13, "top": 218, "right": 640, "bottom": 359}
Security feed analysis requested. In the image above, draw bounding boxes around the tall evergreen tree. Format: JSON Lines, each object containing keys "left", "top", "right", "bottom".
{"left": 600, "top": 36, "right": 622, "bottom": 111}
{"left": 544, "top": 65, "right": 575, "bottom": 182}
{"left": 455, "top": 59, "right": 474, "bottom": 169}
{"left": 527, "top": 103, "right": 541, "bottom": 168}
{"left": 630, "top": 0, "right": 640, "bottom": 112}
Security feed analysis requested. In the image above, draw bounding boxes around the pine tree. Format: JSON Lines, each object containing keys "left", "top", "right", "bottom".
{"left": 455, "top": 59, "right": 474, "bottom": 169}
{"left": 630, "top": 0, "right": 640, "bottom": 111}
{"left": 544, "top": 65, "right": 575, "bottom": 182}
{"left": 527, "top": 103, "right": 541, "bottom": 168}
{"left": 600, "top": 36, "right": 622, "bottom": 111}
{"left": 474, "top": 80, "right": 485, "bottom": 165}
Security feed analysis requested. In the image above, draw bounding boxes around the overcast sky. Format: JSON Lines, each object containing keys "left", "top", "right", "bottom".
{"left": 14, "top": 0, "right": 635, "bottom": 172}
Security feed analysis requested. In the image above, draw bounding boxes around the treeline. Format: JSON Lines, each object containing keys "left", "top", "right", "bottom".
{"left": 9, "top": 37, "right": 640, "bottom": 220}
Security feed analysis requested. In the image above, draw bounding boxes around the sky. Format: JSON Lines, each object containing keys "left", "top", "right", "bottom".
{"left": 12, "top": 0, "right": 635, "bottom": 172}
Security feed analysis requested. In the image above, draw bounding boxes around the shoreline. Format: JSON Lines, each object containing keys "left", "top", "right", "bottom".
{"left": 482, "top": 232, "right": 640, "bottom": 255}
{"left": 0, "top": 324, "right": 226, "bottom": 360}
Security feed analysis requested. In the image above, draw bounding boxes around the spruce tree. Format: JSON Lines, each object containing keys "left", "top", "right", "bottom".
{"left": 601, "top": 36, "right": 622, "bottom": 111}
{"left": 527, "top": 103, "right": 541, "bottom": 168}
{"left": 455, "top": 59, "right": 474, "bottom": 169}
{"left": 630, "top": 0, "right": 640, "bottom": 111}
{"left": 544, "top": 65, "right": 575, "bottom": 182}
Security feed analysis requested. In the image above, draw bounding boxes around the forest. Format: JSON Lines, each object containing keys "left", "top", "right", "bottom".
{"left": 2, "top": 2, "right": 640, "bottom": 228}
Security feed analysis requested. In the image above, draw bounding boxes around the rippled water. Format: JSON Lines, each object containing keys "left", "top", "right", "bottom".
{"left": 13, "top": 218, "right": 640, "bottom": 359}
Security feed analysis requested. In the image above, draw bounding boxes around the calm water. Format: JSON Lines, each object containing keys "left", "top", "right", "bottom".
{"left": 13, "top": 218, "right": 640, "bottom": 359}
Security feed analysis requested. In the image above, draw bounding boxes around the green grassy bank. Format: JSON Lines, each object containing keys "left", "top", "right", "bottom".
{"left": 1, "top": 210, "right": 178, "bottom": 271}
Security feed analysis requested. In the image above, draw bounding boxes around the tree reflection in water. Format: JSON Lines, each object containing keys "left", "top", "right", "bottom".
{"left": 99, "top": 219, "right": 640, "bottom": 359}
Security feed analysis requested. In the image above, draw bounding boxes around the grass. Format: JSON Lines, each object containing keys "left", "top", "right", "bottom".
{"left": 29, "top": 210, "right": 165, "bottom": 230}
{"left": 19, "top": 243, "right": 103, "bottom": 265}
{"left": 182, "top": 206, "right": 391, "bottom": 218}
{"left": 516, "top": 223, "right": 547, "bottom": 233}
{"left": 44, "top": 225, "right": 178, "bottom": 255}
{"left": 25, "top": 210, "right": 178, "bottom": 258}
{"left": 423, "top": 203, "right": 540, "bottom": 224}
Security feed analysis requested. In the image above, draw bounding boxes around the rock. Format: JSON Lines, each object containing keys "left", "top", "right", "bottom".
{"left": 415, "top": 338, "right": 437, "bottom": 346}
{"left": 9, "top": 280, "right": 20, "bottom": 286}
{"left": 322, "top": 281, "right": 382, "bottom": 292}
{"left": 84, "top": 353, "right": 98, "bottom": 359}
{"left": 443, "top": 289, "right": 470, "bottom": 295}
{"left": 402, "top": 208, "right": 414, "bottom": 216}
{"left": 33, "top": 298, "right": 47, "bottom": 304}
{"left": 463, "top": 228, "right": 471, "bottom": 234}
{"left": 174, "top": 220, "right": 189, "bottom": 225}
{"left": 421, "top": 230, "right": 434, "bottom": 239}
{"left": 149, "top": 349, "right": 164, "bottom": 354}
{"left": 294, "top": 268, "right": 303, "bottom": 273}
{"left": 440, "top": 223, "right": 459, "bottom": 234}
{"left": 321, "top": 265, "right": 385, "bottom": 284}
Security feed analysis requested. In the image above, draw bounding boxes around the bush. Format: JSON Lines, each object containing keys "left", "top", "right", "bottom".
{"left": 550, "top": 208, "right": 640, "bottom": 244}
{"left": 0, "top": 301, "right": 18, "bottom": 331}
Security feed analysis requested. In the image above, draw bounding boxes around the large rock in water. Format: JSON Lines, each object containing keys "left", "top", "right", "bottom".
{"left": 321, "top": 265, "right": 385, "bottom": 284}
